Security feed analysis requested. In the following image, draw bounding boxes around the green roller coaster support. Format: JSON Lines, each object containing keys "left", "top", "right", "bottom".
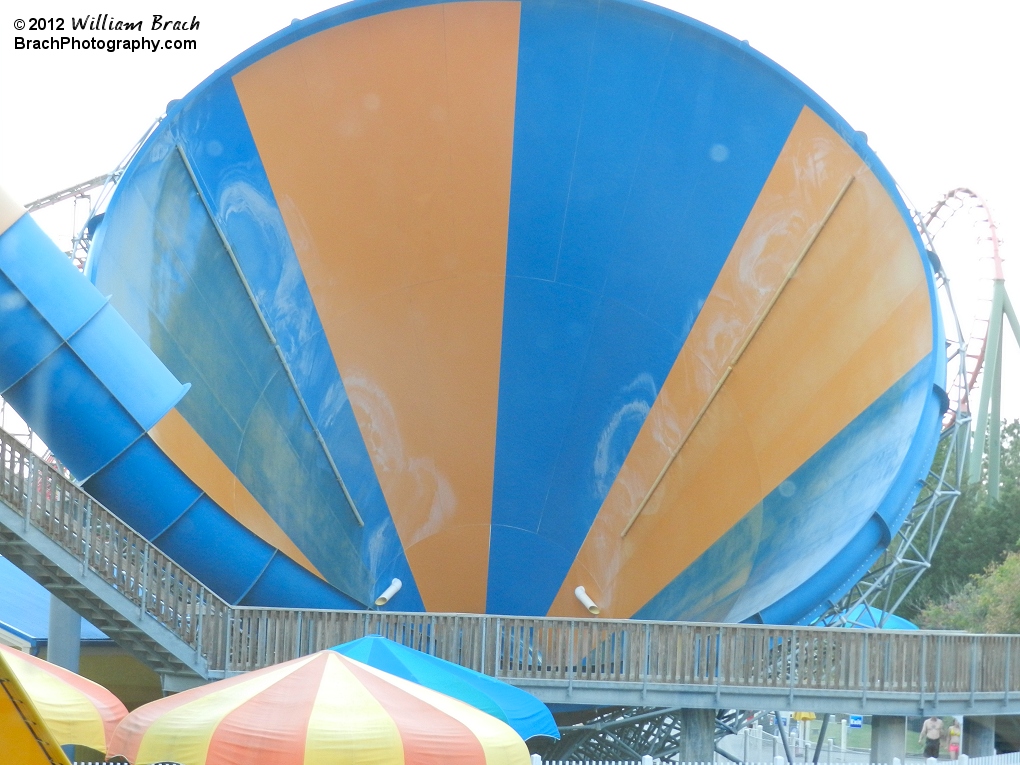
{"left": 968, "top": 279, "right": 1020, "bottom": 500}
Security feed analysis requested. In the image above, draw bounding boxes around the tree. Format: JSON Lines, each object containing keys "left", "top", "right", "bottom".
{"left": 918, "top": 550, "right": 1020, "bottom": 632}
{"left": 909, "top": 420, "right": 1020, "bottom": 631}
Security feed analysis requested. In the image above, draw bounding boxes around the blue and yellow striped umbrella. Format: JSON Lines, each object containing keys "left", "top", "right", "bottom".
{"left": 0, "top": 0, "right": 944, "bottom": 624}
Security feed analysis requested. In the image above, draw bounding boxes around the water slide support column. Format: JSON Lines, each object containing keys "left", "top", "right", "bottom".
{"left": 870, "top": 716, "right": 906, "bottom": 765}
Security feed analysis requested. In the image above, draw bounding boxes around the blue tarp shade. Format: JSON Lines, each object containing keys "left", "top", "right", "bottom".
{"left": 331, "top": 635, "right": 559, "bottom": 741}
{"left": 842, "top": 604, "right": 919, "bottom": 630}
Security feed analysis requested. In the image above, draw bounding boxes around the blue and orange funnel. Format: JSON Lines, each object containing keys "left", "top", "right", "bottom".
{"left": 1, "top": 0, "right": 945, "bottom": 624}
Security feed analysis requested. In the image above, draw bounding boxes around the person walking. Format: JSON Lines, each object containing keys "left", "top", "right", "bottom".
{"left": 920, "top": 716, "right": 945, "bottom": 760}
{"left": 948, "top": 719, "right": 962, "bottom": 761}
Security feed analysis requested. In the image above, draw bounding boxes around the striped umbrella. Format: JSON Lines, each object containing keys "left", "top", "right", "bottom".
{"left": 110, "top": 650, "right": 531, "bottom": 765}
{"left": 0, "top": 642, "right": 127, "bottom": 754}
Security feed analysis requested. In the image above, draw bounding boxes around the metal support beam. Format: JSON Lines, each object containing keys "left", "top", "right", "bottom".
{"left": 812, "top": 714, "right": 830, "bottom": 765}
{"left": 970, "top": 281, "right": 1006, "bottom": 489}
{"left": 968, "top": 279, "right": 1020, "bottom": 500}
{"left": 24, "top": 175, "right": 113, "bottom": 212}
{"left": 776, "top": 711, "right": 794, "bottom": 765}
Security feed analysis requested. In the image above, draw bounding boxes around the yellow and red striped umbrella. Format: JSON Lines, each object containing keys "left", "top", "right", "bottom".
{"left": 110, "top": 650, "right": 531, "bottom": 765}
{"left": 0, "top": 642, "right": 127, "bottom": 754}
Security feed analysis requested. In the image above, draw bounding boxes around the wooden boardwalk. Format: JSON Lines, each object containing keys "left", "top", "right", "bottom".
{"left": 3, "top": 426, "right": 1020, "bottom": 713}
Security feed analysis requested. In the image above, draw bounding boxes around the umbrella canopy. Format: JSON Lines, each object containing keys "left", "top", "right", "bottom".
{"left": 0, "top": 648, "right": 72, "bottom": 765}
{"left": 0, "top": 642, "right": 127, "bottom": 754}
{"left": 110, "top": 650, "right": 531, "bottom": 765}
{"left": 333, "top": 636, "right": 558, "bottom": 741}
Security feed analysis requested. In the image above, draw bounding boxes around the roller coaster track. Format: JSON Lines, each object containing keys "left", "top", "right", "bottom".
{"left": 924, "top": 188, "right": 1004, "bottom": 430}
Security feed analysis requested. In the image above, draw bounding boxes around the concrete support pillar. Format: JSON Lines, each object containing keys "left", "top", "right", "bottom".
{"left": 678, "top": 708, "right": 716, "bottom": 763}
{"left": 47, "top": 595, "right": 81, "bottom": 672}
{"left": 963, "top": 717, "right": 996, "bottom": 757}
{"left": 48, "top": 595, "right": 82, "bottom": 762}
{"left": 870, "top": 716, "right": 906, "bottom": 764}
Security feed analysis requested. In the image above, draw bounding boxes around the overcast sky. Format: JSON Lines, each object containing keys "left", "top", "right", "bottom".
{"left": 1, "top": 0, "right": 1017, "bottom": 419}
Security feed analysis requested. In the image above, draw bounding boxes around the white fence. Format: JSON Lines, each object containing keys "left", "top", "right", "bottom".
{"left": 73, "top": 754, "right": 1020, "bottom": 765}
{"left": 723, "top": 723, "right": 871, "bottom": 764}
{"left": 531, "top": 753, "right": 1018, "bottom": 765}
{"left": 969, "top": 754, "right": 1020, "bottom": 765}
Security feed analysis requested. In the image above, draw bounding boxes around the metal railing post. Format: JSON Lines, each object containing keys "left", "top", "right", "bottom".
{"left": 224, "top": 609, "right": 232, "bottom": 673}
{"left": 716, "top": 625, "right": 724, "bottom": 705}
{"left": 935, "top": 636, "right": 943, "bottom": 706}
{"left": 1006, "top": 636, "right": 1012, "bottom": 703}
{"left": 81, "top": 499, "right": 92, "bottom": 577}
{"left": 480, "top": 616, "right": 487, "bottom": 675}
{"left": 195, "top": 588, "right": 205, "bottom": 661}
{"left": 920, "top": 633, "right": 928, "bottom": 707}
{"left": 24, "top": 453, "right": 37, "bottom": 533}
{"left": 861, "top": 632, "right": 869, "bottom": 706}
{"left": 568, "top": 620, "right": 575, "bottom": 698}
{"left": 970, "top": 636, "right": 978, "bottom": 706}
{"left": 641, "top": 622, "right": 650, "bottom": 699}
{"left": 139, "top": 545, "right": 149, "bottom": 618}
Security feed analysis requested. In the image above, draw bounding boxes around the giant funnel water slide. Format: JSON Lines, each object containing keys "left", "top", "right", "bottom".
{"left": 1, "top": 0, "right": 946, "bottom": 623}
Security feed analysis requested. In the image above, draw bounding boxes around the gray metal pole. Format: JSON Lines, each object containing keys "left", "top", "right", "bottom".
{"left": 776, "top": 712, "right": 794, "bottom": 765}
{"left": 813, "top": 715, "right": 830, "bottom": 765}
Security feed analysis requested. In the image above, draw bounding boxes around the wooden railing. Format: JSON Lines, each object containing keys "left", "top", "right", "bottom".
{"left": 2, "top": 424, "right": 1020, "bottom": 702}
{"left": 224, "top": 608, "right": 1020, "bottom": 698}
{"left": 0, "top": 428, "right": 230, "bottom": 667}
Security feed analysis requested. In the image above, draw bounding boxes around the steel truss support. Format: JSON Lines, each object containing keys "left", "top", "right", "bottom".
{"left": 539, "top": 708, "right": 780, "bottom": 762}
{"left": 538, "top": 707, "right": 743, "bottom": 762}
{"left": 20, "top": 117, "right": 160, "bottom": 271}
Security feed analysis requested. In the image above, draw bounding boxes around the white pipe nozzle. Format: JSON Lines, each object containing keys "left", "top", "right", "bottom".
{"left": 574, "top": 585, "right": 601, "bottom": 615}
{"left": 375, "top": 578, "right": 402, "bottom": 606}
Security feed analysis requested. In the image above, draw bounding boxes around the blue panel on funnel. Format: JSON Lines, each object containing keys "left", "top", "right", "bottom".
{"left": 489, "top": 0, "right": 803, "bottom": 614}
{"left": 171, "top": 77, "right": 421, "bottom": 608}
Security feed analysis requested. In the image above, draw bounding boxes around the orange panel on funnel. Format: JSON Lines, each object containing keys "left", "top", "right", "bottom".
{"left": 548, "top": 108, "right": 932, "bottom": 619}
{"left": 233, "top": 2, "right": 520, "bottom": 611}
